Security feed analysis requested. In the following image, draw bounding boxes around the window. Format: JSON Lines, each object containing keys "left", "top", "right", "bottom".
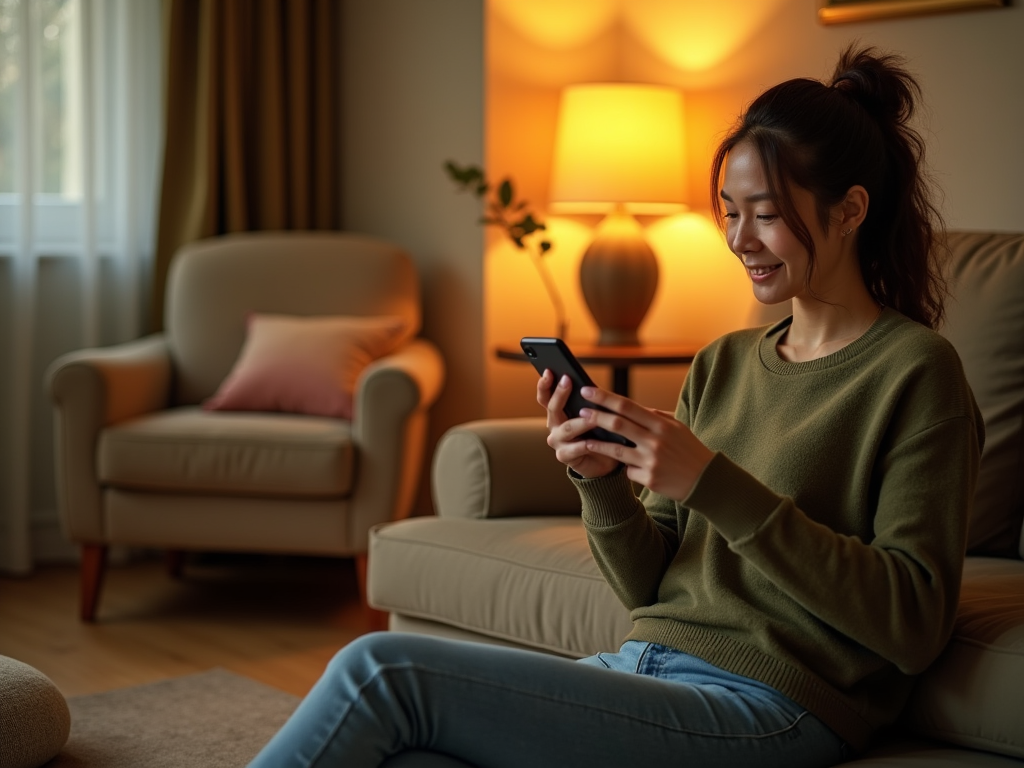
{"left": 0, "top": 0, "right": 162, "bottom": 255}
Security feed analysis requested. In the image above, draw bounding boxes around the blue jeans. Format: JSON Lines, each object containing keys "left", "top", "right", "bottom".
{"left": 248, "top": 632, "right": 851, "bottom": 768}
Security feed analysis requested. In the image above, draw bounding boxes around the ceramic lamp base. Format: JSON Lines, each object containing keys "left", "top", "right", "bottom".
{"left": 579, "top": 210, "right": 658, "bottom": 346}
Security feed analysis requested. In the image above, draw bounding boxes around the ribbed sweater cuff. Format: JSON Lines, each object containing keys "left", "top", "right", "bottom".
{"left": 684, "top": 452, "right": 784, "bottom": 541}
{"left": 568, "top": 465, "right": 638, "bottom": 528}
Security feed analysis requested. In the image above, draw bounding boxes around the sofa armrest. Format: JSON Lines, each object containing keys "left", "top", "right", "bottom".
{"left": 431, "top": 418, "right": 581, "bottom": 520}
{"left": 350, "top": 339, "right": 446, "bottom": 543}
{"left": 44, "top": 334, "right": 173, "bottom": 542}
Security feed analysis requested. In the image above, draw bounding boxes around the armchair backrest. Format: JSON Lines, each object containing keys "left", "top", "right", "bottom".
{"left": 165, "top": 231, "right": 421, "bottom": 405}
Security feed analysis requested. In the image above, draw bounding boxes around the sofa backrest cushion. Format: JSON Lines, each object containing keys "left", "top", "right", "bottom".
{"left": 165, "top": 232, "right": 420, "bottom": 406}
{"left": 939, "top": 231, "right": 1024, "bottom": 557}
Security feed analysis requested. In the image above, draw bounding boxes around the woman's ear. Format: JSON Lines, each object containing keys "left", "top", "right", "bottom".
{"left": 838, "top": 185, "right": 869, "bottom": 232}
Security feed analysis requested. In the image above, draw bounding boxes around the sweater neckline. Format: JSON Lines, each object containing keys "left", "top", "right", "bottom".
{"left": 759, "top": 307, "right": 902, "bottom": 374}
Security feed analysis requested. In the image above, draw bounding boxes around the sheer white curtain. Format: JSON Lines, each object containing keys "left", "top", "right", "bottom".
{"left": 0, "top": 0, "right": 162, "bottom": 573}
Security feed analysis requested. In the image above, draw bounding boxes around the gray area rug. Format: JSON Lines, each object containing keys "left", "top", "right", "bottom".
{"left": 45, "top": 669, "right": 299, "bottom": 768}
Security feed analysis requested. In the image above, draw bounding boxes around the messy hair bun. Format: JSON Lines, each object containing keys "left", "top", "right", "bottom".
{"left": 830, "top": 46, "right": 919, "bottom": 126}
{"left": 710, "top": 44, "right": 948, "bottom": 329}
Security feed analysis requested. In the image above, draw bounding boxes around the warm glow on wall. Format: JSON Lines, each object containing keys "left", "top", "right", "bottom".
{"left": 621, "top": 0, "right": 788, "bottom": 74}
{"left": 488, "top": 0, "right": 618, "bottom": 50}
{"left": 643, "top": 213, "right": 753, "bottom": 345}
{"left": 485, "top": 217, "right": 596, "bottom": 343}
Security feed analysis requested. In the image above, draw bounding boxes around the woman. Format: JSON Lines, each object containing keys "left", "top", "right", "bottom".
{"left": 248, "top": 45, "right": 983, "bottom": 768}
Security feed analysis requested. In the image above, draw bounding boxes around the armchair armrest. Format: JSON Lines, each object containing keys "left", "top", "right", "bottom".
{"left": 44, "top": 334, "right": 173, "bottom": 542}
{"left": 432, "top": 418, "right": 581, "bottom": 520}
{"left": 349, "top": 338, "right": 446, "bottom": 543}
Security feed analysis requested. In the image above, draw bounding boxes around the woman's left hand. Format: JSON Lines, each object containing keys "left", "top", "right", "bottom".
{"left": 578, "top": 386, "right": 714, "bottom": 502}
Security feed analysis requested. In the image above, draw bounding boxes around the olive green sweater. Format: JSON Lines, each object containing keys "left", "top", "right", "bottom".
{"left": 573, "top": 309, "right": 984, "bottom": 751}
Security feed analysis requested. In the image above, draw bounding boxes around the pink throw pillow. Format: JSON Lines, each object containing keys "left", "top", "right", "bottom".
{"left": 204, "top": 314, "right": 409, "bottom": 419}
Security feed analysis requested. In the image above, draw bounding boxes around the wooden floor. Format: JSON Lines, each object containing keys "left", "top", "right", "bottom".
{"left": 0, "top": 553, "right": 373, "bottom": 698}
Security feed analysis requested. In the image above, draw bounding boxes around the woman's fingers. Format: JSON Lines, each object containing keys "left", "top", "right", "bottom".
{"left": 543, "top": 383, "right": 713, "bottom": 497}
{"left": 536, "top": 371, "right": 620, "bottom": 478}
{"left": 539, "top": 373, "right": 588, "bottom": 441}
{"left": 536, "top": 368, "right": 554, "bottom": 408}
{"left": 538, "top": 370, "right": 570, "bottom": 427}
{"left": 579, "top": 385, "right": 662, "bottom": 434}
{"left": 584, "top": 404, "right": 713, "bottom": 500}
{"left": 545, "top": 374, "right": 575, "bottom": 425}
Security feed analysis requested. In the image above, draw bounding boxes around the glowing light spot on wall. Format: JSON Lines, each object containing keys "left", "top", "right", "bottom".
{"left": 621, "top": 0, "right": 788, "bottom": 73}
{"left": 643, "top": 212, "right": 754, "bottom": 344}
{"left": 488, "top": 0, "right": 618, "bottom": 50}
{"left": 485, "top": 217, "right": 597, "bottom": 343}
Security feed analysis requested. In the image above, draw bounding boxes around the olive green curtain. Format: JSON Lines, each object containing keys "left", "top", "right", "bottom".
{"left": 152, "top": 0, "right": 340, "bottom": 329}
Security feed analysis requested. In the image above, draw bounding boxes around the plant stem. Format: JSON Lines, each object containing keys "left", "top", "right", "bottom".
{"left": 527, "top": 246, "right": 568, "bottom": 340}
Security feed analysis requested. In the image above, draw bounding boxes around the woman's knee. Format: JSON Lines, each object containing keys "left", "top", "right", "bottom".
{"left": 326, "top": 632, "right": 436, "bottom": 680}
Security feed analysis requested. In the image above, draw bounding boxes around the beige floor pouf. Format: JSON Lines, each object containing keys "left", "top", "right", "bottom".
{"left": 0, "top": 656, "right": 71, "bottom": 768}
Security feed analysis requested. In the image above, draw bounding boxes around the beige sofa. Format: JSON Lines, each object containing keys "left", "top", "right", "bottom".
{"left": 368, "top": 230, "right": 1024, "bottom": 766}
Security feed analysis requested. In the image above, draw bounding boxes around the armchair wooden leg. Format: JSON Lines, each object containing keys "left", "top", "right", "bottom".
{"left": 354, "top": 553, "right": 388, "bottom": 632}
{"left": 80, "top": 544, "right": 108, "bottom": 623}
{"left": 165, "top": 550, "right": 186, "bottom": 580}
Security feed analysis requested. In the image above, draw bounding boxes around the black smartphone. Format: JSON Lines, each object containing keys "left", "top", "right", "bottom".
{"left": 520, "top": 337, "right": 634, "bottom": 447}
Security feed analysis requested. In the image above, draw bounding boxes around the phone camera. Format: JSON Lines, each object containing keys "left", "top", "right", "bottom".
{"left": 524, "top": 346, "right": 537, "bottom": 358}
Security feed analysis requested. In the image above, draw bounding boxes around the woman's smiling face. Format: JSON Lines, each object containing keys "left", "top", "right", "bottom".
{"left": 720, "top": 141, "right": 839, "bottom": 307}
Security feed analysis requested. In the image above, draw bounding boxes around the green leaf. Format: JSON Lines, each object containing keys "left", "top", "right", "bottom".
{"left": 444, "top": 161, "right": 486, "bottom": 188}
{"left": 516, "top": 214, "right": 541, "bottom": 236}
{"left": 446, "top": 164, "right": 553, "bottom": 255}
{"left": 499, "top": 179, "right": 513, "bottom": 208}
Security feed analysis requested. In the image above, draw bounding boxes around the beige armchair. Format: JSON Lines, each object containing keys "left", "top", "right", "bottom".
{"left": 46, "top": 231, "right": 445, "bottom": 622}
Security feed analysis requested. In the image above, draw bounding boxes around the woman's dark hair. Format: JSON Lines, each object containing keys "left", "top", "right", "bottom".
{"left": 709, "top": 44, "right": 948, "bottom": 329}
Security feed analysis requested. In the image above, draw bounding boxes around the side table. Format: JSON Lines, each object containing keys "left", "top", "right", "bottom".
{"left": 495, "top": 343, "right": 699, "bottom": 399}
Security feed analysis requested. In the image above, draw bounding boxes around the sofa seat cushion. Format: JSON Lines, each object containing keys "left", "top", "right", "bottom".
{"left": 368, "top": 516, "right": 632, "bottom": 658}
{"left": 904, "top": 557, "right": 1024, "bottom": 759}
{"left": 98, "top": 406, "right": 354, "bottom": 497}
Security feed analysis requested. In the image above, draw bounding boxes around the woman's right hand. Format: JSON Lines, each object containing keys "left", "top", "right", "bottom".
{"left": 537, "top": 369, "right": 622, "bottom": 479}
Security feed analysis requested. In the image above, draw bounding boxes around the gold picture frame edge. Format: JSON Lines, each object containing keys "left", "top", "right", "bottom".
{"left": 818, "top": 0, "right": 1009, "bottom": 25}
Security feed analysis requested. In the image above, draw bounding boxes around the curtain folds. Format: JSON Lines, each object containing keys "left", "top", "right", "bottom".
{"left": 153, "top": 0, "right": 341, "bottom": 328}
{"left": 0, "top": 0, "right": 163, "bottom": 574}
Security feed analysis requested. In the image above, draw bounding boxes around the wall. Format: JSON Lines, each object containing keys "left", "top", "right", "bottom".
{"left": 485, "top": 0, "right": 1024, "bottom": 418}
{"left": 340, "top": 0, "right": 485, "bottom": 513}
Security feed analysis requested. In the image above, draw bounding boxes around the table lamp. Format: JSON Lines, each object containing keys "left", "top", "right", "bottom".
{"left": 549, "top": 83, "right": 686, "bottom": 346}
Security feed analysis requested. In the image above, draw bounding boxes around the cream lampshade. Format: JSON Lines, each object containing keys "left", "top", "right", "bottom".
{"left": 549, "top": 83, "right": 686, "bottom": 346}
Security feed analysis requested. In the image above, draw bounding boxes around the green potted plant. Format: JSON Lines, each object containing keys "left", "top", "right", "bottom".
{"left": 445, "top": 161, "right": 567, "bottom": 339}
